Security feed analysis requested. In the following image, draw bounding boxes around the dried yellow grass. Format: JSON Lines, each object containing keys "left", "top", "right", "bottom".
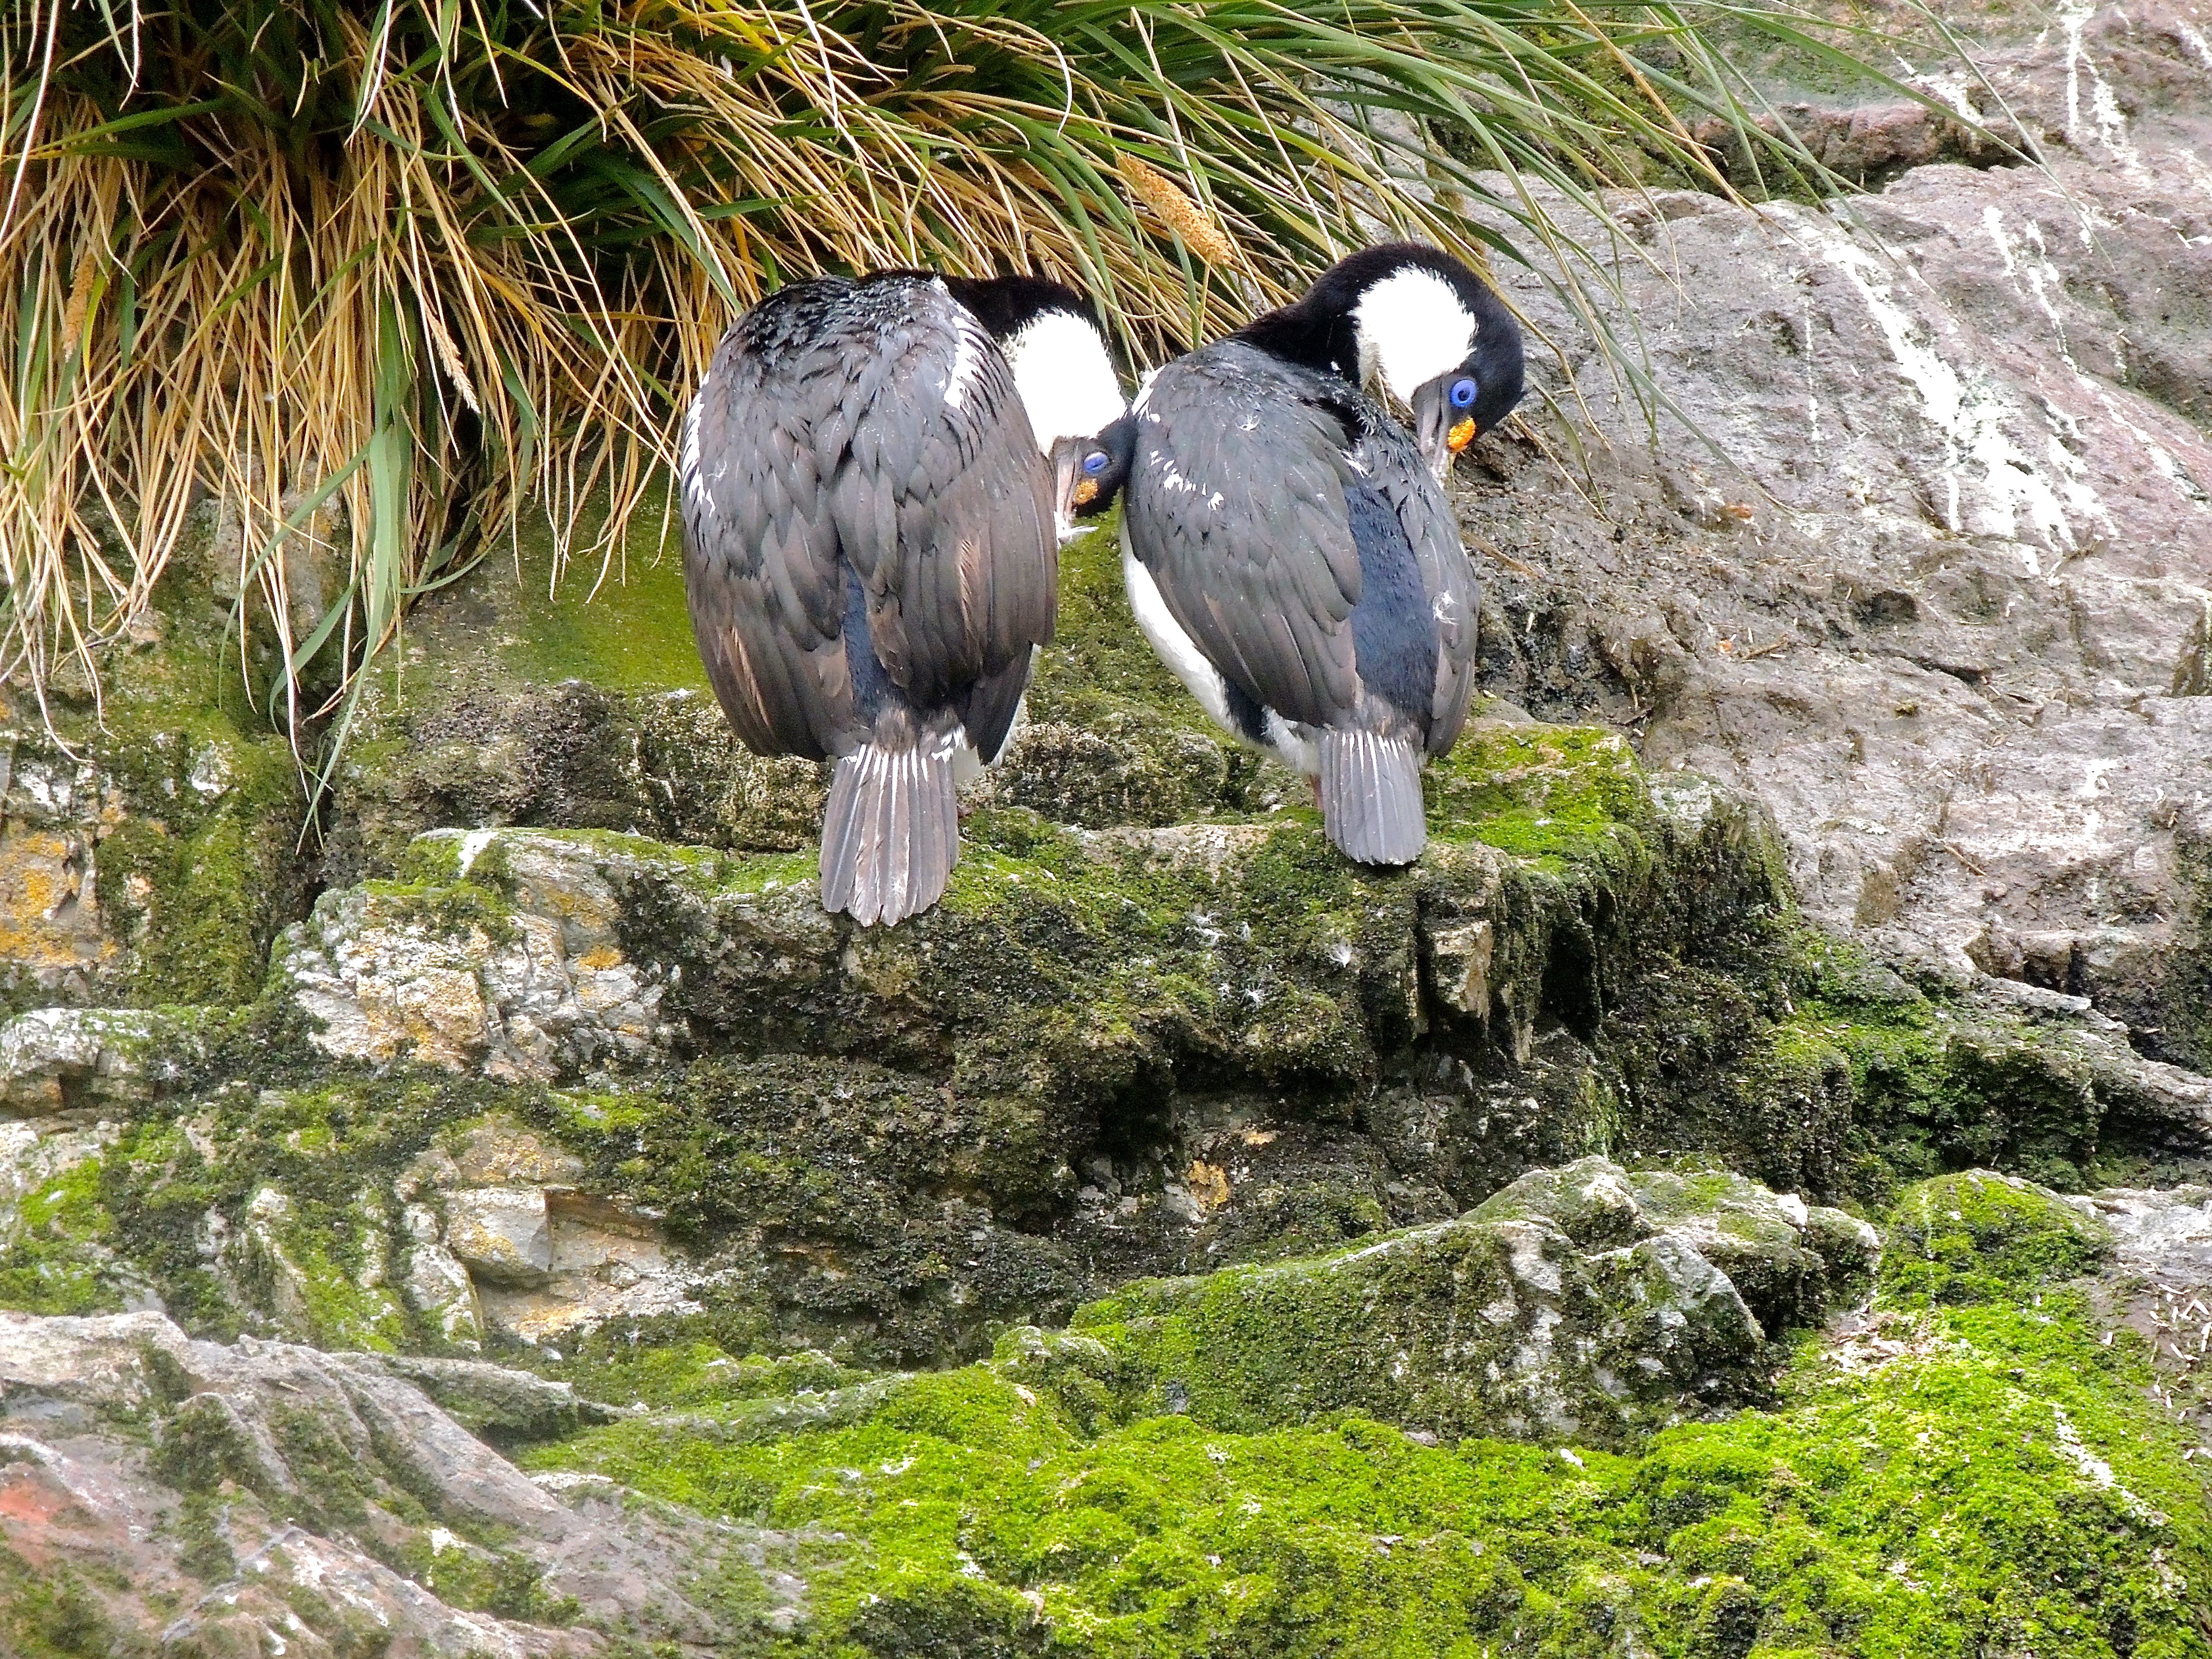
{"left": 0, "top": 0, "right": 1972, "bottom": 780}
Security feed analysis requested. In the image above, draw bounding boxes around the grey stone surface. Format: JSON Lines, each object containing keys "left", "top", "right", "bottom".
{"left": 0, "top": 1309, "right": 804, "bottom": 1654}
{"left": 1459, "top": 0, "right": 2212, "bottom": 1067}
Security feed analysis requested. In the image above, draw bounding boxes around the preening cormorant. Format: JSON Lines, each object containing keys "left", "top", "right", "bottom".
{"left": 680, "top": 272, "right": 1126, "bottom": 926}
{"left": 1117, "top": 243, "right": 1524, "bottom": 865}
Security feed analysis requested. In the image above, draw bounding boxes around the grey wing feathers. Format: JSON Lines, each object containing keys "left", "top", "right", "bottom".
{"left": 680, "top": 277, "right": 1055, "bottom": 763}
{"left": 681, "top": 316, "right": 851, "bottom": 761}
{"left": 1353, "top": 401, "right": 1480, "bottom": 756}
{"left": 832, "top": 284, "right": 1055, "bottom": 709}
{"left": 1122, "top": 344, "right": 1364, "bottom": 729}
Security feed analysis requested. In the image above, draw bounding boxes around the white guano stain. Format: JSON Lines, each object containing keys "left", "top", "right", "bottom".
{"left": 1791, "top": 211, "right": 2110, "bottom": 569}
{"left": 2060, "top": 0, "right": 2147, "bottom": 177}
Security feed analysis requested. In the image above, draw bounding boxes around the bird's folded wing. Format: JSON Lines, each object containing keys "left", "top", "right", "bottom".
{"left": 1356, "top": 403, "right": 1480, "bottom": 754}
{"left": 1125, "top": 349, "right": 1364, "bottom": 728}
{"left": 830, "top": 283, "right": 1056, "bottom": 714}
{"left": 681, "top": 308, "right": 852, "bottom": 761}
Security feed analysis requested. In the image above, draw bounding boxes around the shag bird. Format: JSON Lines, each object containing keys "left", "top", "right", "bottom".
{"left": 1117, "top": 243, "right": 1524, "bottom": 866}
{"left": 680, "top": 271, "right": 1126, "bottom": 926}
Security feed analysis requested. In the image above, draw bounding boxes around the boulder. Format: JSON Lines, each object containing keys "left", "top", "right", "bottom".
{"left": 0, "top": 1309, "right": 797, "bottom": 1653}
{"left": 1881, "top": 1168, "right": 2110, "bottom": 1304}
{"left": 0, "top": 1006, "right": 222, "bottom": 1118}
{"left": 1075, "top": 1156, "right": 1875, "bottom": 1444}
{"left": 443, "top": 1186, "right": 556, "bottom": 1286}
{"left": 276, "top": 841, "right": 681, "bottom": 1081}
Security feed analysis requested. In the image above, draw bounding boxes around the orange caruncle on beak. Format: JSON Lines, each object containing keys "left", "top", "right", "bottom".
{"left": 1447, "top": 418, "right": 1478, "bottom": 454}
{"left": 1073, "top": 478, "right": 1100, "bottom": 507}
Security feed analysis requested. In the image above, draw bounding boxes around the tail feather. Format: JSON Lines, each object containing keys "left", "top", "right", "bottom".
{"left": 1317, "top": 728, "right": 1427, "bottom": 866}
{"left": 820, "top": 742, "right": 960, "bottom": 926}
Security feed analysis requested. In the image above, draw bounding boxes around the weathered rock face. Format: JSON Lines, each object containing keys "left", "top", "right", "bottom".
{"left": 0, "top": 1308, "right": 799, "bottom": 1656}
{"left": 1458, "top": 0, "right": 2212, "bottom": 1069}
{"left": 0, "top": 708, "right": 302, "bottom": 1015}
{"left": 1075, "top": 1155, "right": 1877, "bottom": 1445}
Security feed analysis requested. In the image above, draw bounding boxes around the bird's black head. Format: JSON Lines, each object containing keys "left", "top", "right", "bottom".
{"left": 1068, "top": 409, "right": 1139, "bottom": 522}
{"left": 941, "top": 273, "right": 1130, "bottom": 540}
{"left": 1236, "top": 242, "right": 1524, "bottom": 480}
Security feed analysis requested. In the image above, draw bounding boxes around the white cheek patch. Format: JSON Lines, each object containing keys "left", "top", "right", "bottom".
{"left": 1003, "top": 310, "right": 1124, "bottom": 453}
{"left": 1352, "top": 267, "right": 1477, "bottom": 403}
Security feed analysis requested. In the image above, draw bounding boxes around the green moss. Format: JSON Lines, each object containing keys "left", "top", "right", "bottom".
{"left": 351, "top": 875, "right": 520, "bottom": 944}
{"left": 1425, "top": 722, "right": 1652, "bottom": 870}
{"left": 1026, "top": 515, "right": 1214, "bottom": 732}
{"left": 528, "top": 1273, "right": 2212, "bottom": 1659}
{"left": 25, "top": 673, "right": 310, "bottom": 1009}
{"left": 1751, "top": 935, "right": 2139, "bottom": 1198}
{"left": 0, "top": 1549, "right": 148, "bottom": 1659}
{"left": 0, "top": 1074, "right": 541, "bottom": 1346}
{"left": 0, "top": 1157, "right": 119, "bottom": 1315}
{"left": 281, "top": 1211, "right": 409, "bottom": 1353}
{"left": 548, "top": 1337, "right": 865, "bottom": 1412}
{"left": 488, "top": 510, "right": 712, "bottom": 694}
{"left": 1882, "top": 1170, "right": 2111, "bottom": 1307}
{"left": 700, "top": 847, "right": 815, "bottom": 896}
{"left": 1015, "top": 516, "right": 1272, "bottom": 826}
{"left": 386, "top": 1533, "right": 579, "bottom": 1624}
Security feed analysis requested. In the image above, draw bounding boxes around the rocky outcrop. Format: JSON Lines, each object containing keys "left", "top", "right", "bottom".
{"left": 1076, "top": 1156, "right": 1877, "bottom": 1444}
{"left": 7, "top": 1161, "right": 2203, "bottom": 1658}
{"left": 0, "top": 641, "right": 308, "bottom": 1014}
{"left": 1460, "top": 0, "right": 2212, "bottom": 1069}
{"left": 0, "top": 1308, "right": 799, "bottom": 1656}
{"left": 528, "top": 1167, "right": 2205, "bottom": 1657}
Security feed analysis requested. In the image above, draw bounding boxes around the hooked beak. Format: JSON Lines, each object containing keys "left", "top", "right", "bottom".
{"left": 1412, "top": 386, "right": 1477, "bottom": 482}
{"left": 1051, "top": 445, "right": 1098, "bottom": 544}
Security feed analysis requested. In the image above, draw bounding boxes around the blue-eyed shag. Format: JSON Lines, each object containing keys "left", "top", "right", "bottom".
{"left": 1115, "top": 243, "right": 1525, "bottom": 866}
{"left": 680, "top": 272, "right": 1126, "bottom": 926}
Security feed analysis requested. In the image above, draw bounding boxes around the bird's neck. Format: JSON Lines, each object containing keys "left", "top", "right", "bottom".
{"left": 1233, "top": 300, "right": 1363, "bottom": 385}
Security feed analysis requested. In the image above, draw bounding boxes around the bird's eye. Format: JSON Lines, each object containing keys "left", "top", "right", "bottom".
{"left": 1449, "top": 378, "right": 1478, "bottom": 409}
{"left": 1082, "top": 450, "right": 1110, "bottom": 475}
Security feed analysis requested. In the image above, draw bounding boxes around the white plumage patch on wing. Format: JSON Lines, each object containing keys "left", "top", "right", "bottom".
{"left": 1352, "top": 267, "right": 1476, "bottom": 403}
{"left": 1003, "top": 309, "right": 1123, "bottom": 450}
{"left": 679, "top": 390, "right": 709, "bottom": 516}
{"left": 1122, "top": 528, "right": 1233, "bottom": 734}
{"left": 1262, "top": 709, "right": 1318, "bottom": 778}
{"left": 943, "top": 306, "right": 992, "bottom": 411}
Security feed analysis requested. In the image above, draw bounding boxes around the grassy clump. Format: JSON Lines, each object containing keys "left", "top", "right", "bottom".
{"left": 2, "top": 0, "right": 1903, "bottom": 757}
{"left": 526, "top": 1172, "right": 2211, "bottom": 1657}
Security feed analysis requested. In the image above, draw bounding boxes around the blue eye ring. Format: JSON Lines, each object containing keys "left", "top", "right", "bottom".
{"left": 1082, "top": 450, "right": 1110, "bottom": 475}
{"left": 1448, "top": 377, "right": 1478, "bottom": 410}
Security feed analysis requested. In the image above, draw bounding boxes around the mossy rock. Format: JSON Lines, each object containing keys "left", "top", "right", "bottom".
{"left": 1071, "top": 1157, "right": 1873, "bottom": 1447}
{"left": 1, "top": 686, "right": 307, "bottom": 1015}
{"left": 1881, "top": 1169, "right": 2111, "bottom": 1306}
{"left": 534, "top": 1238, "right": 2212, "bottom": 1659}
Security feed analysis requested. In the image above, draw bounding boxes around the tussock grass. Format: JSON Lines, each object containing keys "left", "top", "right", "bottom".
{"left": 0, "top": 0, "right": 1966, "bottom": 772}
